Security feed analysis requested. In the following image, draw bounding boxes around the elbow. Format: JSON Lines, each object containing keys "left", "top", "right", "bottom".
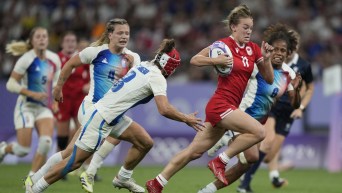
{"left": 190, "top": 56, "right": 200, "bottom": 66}
{"left": 158, "top": 107, "right": 169, "bottom": 117}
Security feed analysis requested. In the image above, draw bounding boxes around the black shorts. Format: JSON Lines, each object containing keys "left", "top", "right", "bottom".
{"left": 269, "top": 104, "right": 294, "bottom": 137}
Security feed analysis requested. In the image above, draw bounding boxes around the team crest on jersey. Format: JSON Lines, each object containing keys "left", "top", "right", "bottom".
{"left": 246, "top": 46, "right": 253, "bottom": 56}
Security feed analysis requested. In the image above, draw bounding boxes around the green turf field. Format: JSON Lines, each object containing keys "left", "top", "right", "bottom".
{"left": 0, "top": 164, "right": 341, "bottom": 193}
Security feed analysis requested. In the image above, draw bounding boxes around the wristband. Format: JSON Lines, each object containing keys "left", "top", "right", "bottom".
{"left": 299, "top": 104, "right": 305, "bottom": 111}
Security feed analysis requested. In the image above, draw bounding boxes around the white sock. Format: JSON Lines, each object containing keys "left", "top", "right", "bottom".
{"left": 118, "top": 166, "right": 133, "bottom": 181}
{"left": 156, "top": 174, "right": 168, "bottom": 187}
{"left": 203, "top": 182, "right": 217, "bottom": 193}
{"left": 87, "top": 141, "right": 115, "bottom": 176}
{"left": 28, "top": 171, "right": 35, "bottom": 176}
{"left": 269, "top": 170, "right": 280, "bottom": 180}
{"left": 31, "top": 152, "right": 63, "bottom": 183}
{"left": 32, "top": 177, "right": 49, "bottom": 193}
{"left": 0, "top": 144, "right": 6, "bottom": 155}
{"left": 218, "top": 152, "right": 230, "bottom": 164}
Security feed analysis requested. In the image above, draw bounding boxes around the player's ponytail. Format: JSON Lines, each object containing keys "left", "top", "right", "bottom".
{"left": 6, "top": 27, "right": 46, "bottom": 56}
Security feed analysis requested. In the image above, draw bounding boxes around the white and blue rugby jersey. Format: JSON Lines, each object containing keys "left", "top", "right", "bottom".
{"left": 13, "top": 49, "right": 61, "bottom": 107}
{"left": 239, "top": 63, "right": 296, "bottom": 123}
{"left": 95, "top": 61, "right": 166, "bottom": 125}
{"left": 79, "top": 44, "right": 140, "bottom": 104}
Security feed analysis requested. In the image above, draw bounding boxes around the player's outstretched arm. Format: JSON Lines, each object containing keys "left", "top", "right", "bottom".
{"left": 53, "top": 54, "right": 83, "bottom": 102}
{"left": 154, "top": 95, "right": 204, "bottom": 131}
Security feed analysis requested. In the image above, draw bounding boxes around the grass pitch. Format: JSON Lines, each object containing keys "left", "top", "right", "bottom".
{"left": 0, "top": 164, "right": 341, "bottom": 193}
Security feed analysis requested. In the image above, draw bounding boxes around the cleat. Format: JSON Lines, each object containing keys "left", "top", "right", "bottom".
{"left": 113, "top": 176, "right": 145, "bottom": 193}
{"left": 0, "top": 141, "right": 7, "bottom": 163}
{"left": 236, "top": 185, "right": 254, "bottom": 193}
{"left": 146, "top": 179, "right": 163, "bottom": 193}
{"left": 207, "top": 133, "right": 231, "bottom": 157}
{"left": 24, "top": 175, "right": 34, "bottom": 193}
{"left": 207, "top": 157, "right": 227, "bottom": 185}
{"left": 80, "top": 171, "right": 94, "bottom": 193}
{"left": 272, "top": 177, "right": 288, "bottom": 188}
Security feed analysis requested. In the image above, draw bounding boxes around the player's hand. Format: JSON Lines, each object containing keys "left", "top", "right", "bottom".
{"left": 123, "top": 54, "right": 134, "bottom": 67}
{"left": 261, "top": 41, "right": 274, "bottom": 60}
{"left": 185, "top": 112, "right": 205, "bottom": 132}
{"left": 290, "top": 109, "right": 303, "bottom": 119}
{"left": 52, "top": 86, "right": 63, "bottom": 102}
{"left": 214, "top": 54, "right": 233, "bottom": 67}
{"left": 51, "top": 101, "right": 59, "bottom": 114}
{"left": 30, "top": 92, "right": 48, "bottom": 101}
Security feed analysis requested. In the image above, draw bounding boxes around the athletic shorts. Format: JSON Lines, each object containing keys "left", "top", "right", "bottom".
{"left": 75, "top": 104, "right": 132, "bottom": 152}
{"left": 14, "top": 100, "right": 53, "bottom": 129}
{"left": 205, "top": 95, "right": 238, "bottom": 126}
{"left": 55, "top": 94, "right": 85, "bottom": 121}
{"left": 269, "top": 106, "right": 294, "bottom": 137}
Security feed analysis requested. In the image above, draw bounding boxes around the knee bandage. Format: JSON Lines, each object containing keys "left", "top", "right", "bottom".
{"left": 238, "top": 152, "right": 248, "bottom": 164}
{"left": 37, "top": 136, "right": 52, "bottom": 156}
{"left": 12, "top": 143, "right": 31, "bottom": 157}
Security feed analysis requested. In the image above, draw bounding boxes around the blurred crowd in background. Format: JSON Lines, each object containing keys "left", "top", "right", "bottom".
{"left": 0, "top": 0, "right": 341, "bottom": 82}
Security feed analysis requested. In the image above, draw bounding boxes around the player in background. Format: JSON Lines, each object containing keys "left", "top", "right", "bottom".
{"left": 237, "top": 28, "right": 315, "bottom": 192}
{"left": 198, "top": 23, "right": 302, "bottom": 193}
{"left": 55, "top": 31, "right": 90, "bottom": 153}
{"left": 24, "top": 18, "right": 143, "bottom": 193}
{"left": 145, "top": 4, "right": 274, "bottom": 193}
{"left": 0, "top": 27, "right": 61, "bottom": 176}
{"left": 27, "top": 38, "right": 204, "bottom": 193}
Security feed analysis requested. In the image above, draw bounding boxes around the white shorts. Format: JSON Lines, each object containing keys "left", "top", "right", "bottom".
{"left": 14, "top": 100, "right": 53, "bottom": 129}
{"left": 75, "top": 105, "right": 132, "bottom": 152}
{"left": 77, "top": 99, "right": 92, "bottom": 124}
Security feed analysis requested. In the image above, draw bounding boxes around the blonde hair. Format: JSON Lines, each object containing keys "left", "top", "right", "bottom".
{"left": 288, "top": 29, "right": 301, "bottom": 51}
{"left": 90, "top": 18, "right": 128, "bottom": 47}
{"left": 223, "top": 4, "right": 253, "bottom": 33}
{"left": 6, "top": 27, "right": 47, "bottom": 56}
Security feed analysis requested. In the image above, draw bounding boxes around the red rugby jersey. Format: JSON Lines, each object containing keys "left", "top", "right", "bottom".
{"left": 214, "top": 36, "right": 263, "bottom": 106}
{"left": 58, "top": 51, "right": 90, "bottom": 97}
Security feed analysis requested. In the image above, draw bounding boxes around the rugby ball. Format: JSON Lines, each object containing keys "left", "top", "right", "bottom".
{"left": 209, "top": 41, "right": 233, "bottom": 75}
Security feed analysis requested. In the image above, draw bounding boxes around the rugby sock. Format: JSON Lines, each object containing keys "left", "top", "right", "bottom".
{"left": 269, "top": 170, "right": 280, "bottom": 180}
{"left": 57, "top": 136, "right": 68, "bottom": 150}
{"left": 31, "top": 152, "right": 63, "bottom": 183}
{"left": 156, "top": 174, "right": 168, "bottom": 187}
{"left": 117, "top": 166, "right": 133, "bottom": 181}
{"left": 32, "top": 177, "right": 49, "bottom": 192}
{"left": 241, "top": 150, "right": 266, "bottom": 188}
{"left": 202, "top": 182, "right": 217, "bottom": 192}
{"left": 218, "top": 152, "right": 230, "bottom": 164}
{"left": 87, "top": 140, "right": 115, "bottom": 176}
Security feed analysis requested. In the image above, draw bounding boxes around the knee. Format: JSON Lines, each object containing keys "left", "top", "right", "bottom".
{"left": 135, "top": 136, "right": 154, "bottom": 152}
{"left": 244, "top": 151, "right": 259, "bottom": 164}
{"left": 255, "top": 125, "right": 266, "bottom": 142}
{"left": 141, "top": 137, "right": 154, "bottom": 151}
{"left": 12, "top": 143, "right": 31, "bottom": 157}
{"left": 37, "top": 136, "right": 52, "bottom": 156}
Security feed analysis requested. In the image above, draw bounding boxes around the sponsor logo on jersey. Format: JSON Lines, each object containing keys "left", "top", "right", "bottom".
{"left": 102, "top": 58, "right": 108, "bottom": 64}
{"left": 246, "top": 46, "right": 253, "bottom": 56}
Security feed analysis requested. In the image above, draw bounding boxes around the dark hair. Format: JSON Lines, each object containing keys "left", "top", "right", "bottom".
{"left": 223, "top": 4, "right": 253, "bottom": 32}
{"left": 263, "top": 23, "right": 298, "bottom": 55}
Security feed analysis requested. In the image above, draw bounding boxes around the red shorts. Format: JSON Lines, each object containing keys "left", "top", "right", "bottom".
{"left": 205, "top": 95, "right": 238, "bottom": 126}
{"left": 55, "top": 94, "right": 85, "bottom": 121}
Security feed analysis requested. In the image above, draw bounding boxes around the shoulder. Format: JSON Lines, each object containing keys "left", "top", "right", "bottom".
{"left": 46, "top": 50, "right": 61, "bottom": 66}
{"left": 282, "top": 63, "right": 296, "bottom": 79}
{"left": 17, "top": 50, "right": 35, "bottom": 64}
